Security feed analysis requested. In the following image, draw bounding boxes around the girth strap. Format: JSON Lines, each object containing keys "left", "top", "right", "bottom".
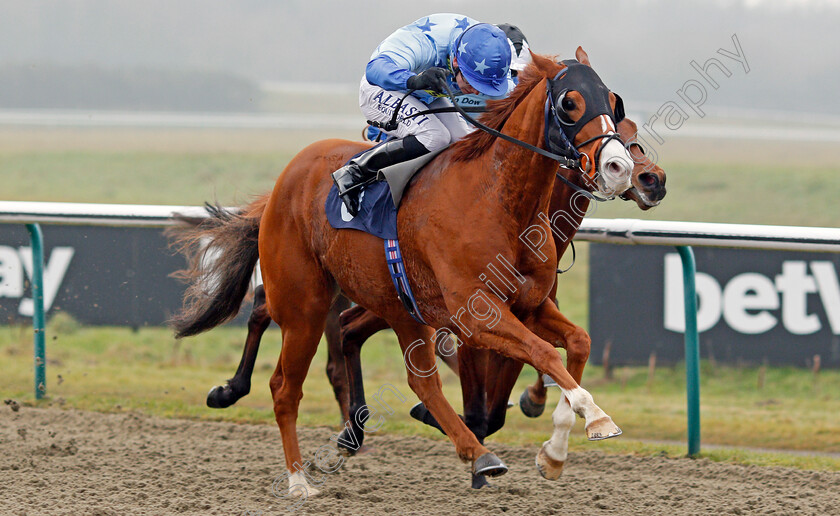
{"left": 384, "top": 239, "right": 427, "bottom": 325}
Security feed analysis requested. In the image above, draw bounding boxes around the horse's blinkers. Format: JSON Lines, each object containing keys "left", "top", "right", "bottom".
{"left": 543, "top": 60, "right": 622, "bottom": 171}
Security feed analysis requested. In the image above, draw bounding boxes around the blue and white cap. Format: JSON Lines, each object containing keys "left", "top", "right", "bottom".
{"left": 451, "top": 23, "right": 511, "bottom": 96}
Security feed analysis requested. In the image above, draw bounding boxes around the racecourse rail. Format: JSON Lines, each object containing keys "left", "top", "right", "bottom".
{"left": 4, "top": 201, "right": 840, "bottom": 457}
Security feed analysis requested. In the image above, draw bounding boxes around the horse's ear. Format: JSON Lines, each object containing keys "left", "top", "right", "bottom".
{"left": 612, "top": 92, "right": 626, "bottom": 123}
{"left": 575, "top": 46, "right": 591, "bottom": 66}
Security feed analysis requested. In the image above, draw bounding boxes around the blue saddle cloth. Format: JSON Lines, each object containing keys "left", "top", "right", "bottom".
{"left": 325, "top": 146, "right": 443, "bottom": 239}
{"left": 325, "top": 180, "right": 399, "bottom": 240}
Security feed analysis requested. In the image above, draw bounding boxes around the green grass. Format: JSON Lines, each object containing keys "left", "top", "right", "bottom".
{"left": 3, "top": 128, "right": 840, "bottom": 227}
{"left": 2, "top": 151, "right": 288, "bottom": 205}
{"left": 593, "top": 161, "right": 840, "bottom": 227}
{"left": 2, "top": 319, "right": 840, "bottom": 471}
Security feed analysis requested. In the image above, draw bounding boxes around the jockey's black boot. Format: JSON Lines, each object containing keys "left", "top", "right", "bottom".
{"left": 332, "top": 135, "right": 428, "bottom": 216}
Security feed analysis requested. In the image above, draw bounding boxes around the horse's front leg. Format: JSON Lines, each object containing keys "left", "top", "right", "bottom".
{"left": 394, "top": 321, "right": 507, "bottom": 480}
{"left": 521, "top": 299, "right": 595, "bottom": 480}
{"left": 442, "top": 291, "right": 620, "bottom": 469}
{"left": 518, "top": 277, "right": 559, "bottom": 419}
{"left": 518, "top": 299, "right": 592, "bottom": 420}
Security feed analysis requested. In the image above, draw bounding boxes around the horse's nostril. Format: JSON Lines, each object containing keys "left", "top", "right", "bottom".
{"left": 638, "top": 172, "right": 659, "bottom": 189}
{"left": 607, "top": 161, "right": 623, "bottom": 177}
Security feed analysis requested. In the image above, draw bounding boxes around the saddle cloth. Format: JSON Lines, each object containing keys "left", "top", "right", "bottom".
{"left": 325, "top": 147, "right": 444, "bottom": 239}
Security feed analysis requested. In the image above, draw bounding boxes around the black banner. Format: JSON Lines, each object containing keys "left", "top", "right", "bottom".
{"left": 589, "top": 244, "right": 840, "bottom": 368}
{"left": 0, "top": 224, "right": 253, "bottom": 328}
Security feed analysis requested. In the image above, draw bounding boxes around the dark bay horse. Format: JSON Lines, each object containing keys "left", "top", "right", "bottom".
{"left": 171, "top": 50, "right": 633, "bottom": 496}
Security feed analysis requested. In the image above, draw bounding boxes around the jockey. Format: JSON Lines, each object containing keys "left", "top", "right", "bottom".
{"left": 362, "top": 21, "right": 531, "bottom": 143}
{"left": 333, "top": 13, "right": 514, "bottom": 216}
{"left": 498, "top": 23, "right": 532, "bottom": 80}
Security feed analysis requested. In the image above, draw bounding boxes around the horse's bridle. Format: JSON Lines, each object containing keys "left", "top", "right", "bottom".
{"left": 543, "top": 60, "right": 628, "bottom": 200}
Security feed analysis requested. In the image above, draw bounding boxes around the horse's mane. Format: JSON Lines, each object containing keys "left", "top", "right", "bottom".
{"left": 451, "top": 55, "right": 563, "bottom": 162}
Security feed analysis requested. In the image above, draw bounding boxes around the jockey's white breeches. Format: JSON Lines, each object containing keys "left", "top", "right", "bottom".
{"left": 359, "top": 77, "right": 473, "bottom": 152}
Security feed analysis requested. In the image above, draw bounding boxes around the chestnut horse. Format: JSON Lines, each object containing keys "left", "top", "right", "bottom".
{"left": 171, "top": 50, "right": 631, "bottom": 495}
{"left": 333, "top": 116, "right": 665, "bottom": 488}
{"left": 197, "top": 117, "right": 663, "bottom": 422}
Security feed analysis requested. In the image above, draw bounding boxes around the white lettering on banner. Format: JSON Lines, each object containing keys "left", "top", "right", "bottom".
{"left": 775, "top": 262, "right": 819, "bottom": 335}
{"left": 811, "top": 262, "right": 840, "bottom": 333}
{"left": 664, "top": 254, "right": 840, "bottom": 336}
{"left": 723, "top": 273, "right": 778, "bottom": 334}
{"left": 664, "top": 254, "right": 721, "bottom": 333}
{"left": 0, "top": 245, "right": 74, "bottom": 316}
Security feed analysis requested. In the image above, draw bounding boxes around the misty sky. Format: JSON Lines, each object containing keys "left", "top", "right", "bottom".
{"left": 1, "top": 0, "right": 839, "bottom": 116}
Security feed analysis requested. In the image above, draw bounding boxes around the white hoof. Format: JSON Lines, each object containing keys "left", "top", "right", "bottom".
{"left": 288, "top": 471, "right": 320, "bottom": 498}
{"left": 535, "top": 442, "right": 565, "bottom": 480}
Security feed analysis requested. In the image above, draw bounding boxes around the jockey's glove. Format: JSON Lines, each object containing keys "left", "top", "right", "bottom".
{"left": 406, "top": 68, "right": 449, "bottom": 94}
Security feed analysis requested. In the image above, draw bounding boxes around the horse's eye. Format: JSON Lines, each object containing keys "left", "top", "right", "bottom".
{"left": 561, "top": 97, "right": 576, "bottom": 112}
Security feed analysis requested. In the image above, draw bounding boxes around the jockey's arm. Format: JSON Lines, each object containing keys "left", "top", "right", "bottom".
{"left": 365, "top": 30, "right": 438, "bottom": 92}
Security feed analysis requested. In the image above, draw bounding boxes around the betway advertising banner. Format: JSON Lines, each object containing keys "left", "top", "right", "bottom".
{"left": 589, "top": 244, "right": 840, "bottom": 368}
{"left": 0, "top": 224, "right": 189, "bottom": 326}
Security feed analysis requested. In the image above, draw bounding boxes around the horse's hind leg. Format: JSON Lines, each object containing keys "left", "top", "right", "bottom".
{"left": 324, "top": 294, "right": 352, "bottom": 424}
{"left": 207, "top": 284, "right": 270, "bottom": 408}
{"left": 336, "top": 304, "right": 390, "bottom": 456}
{"left": 267, "top": 296, "right": 331, "bottom": 498}
{"left": 262, "top": 249, "right": 334, "bottom": 498}
{"left": 519, "top": 371, "right": 548, "bottom": 418}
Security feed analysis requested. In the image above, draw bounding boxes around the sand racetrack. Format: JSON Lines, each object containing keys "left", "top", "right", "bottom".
{"left": 3, "top": 407, "right": 840, "bottom": 515}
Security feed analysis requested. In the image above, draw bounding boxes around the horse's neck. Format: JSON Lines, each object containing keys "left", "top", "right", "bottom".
{"left": 548, "top": 177, "right": 590, "bottom": 258}
{"left": 485, "top": 86, "right": 558, "bottom": 225}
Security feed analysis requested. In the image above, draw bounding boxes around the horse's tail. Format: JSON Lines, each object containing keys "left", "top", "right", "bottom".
{"left": 166, "top": 195, "right": 269, "bottom": 339}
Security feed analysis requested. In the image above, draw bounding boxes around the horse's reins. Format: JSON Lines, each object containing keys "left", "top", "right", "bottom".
{"left": 368, "top": 71, "right": 624, "bottom": 203}
{"left": 369, "top": 84, "right": 583, "bottom": 171}
{"left": 367, "top": 64, "right": 627, "bottom": 273}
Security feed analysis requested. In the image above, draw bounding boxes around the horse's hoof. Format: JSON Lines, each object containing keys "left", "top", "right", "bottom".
{"left": 471, "top": 473, "right": 497, "bottom": 489}
{"left": 535, "top": 443, "right": 565, "bottom": 480}
{"left": 206, "top": 385, "right": 235, "bottom": 409}
{"left": 355, "top": 444, "right": 375, "bottom": 455}
{"left": 336, "top": 427, "right": 363, "bottom": 457}
{"left": 409, "top": 402, "right": 446, "bottom": 435}
{"left": 585, "top": 416, "right": 622, "bottom": 441}
{"left": 519, "top": 389, "right": 545, "bottom": 418}
{"left": 409, "top": 402, "right": 427, "bottom": 422}
{"left": 288, "top": 482, "right": 320, "bottom": 498}
{"left": 473, "top": 452, "right": 507, "bottom": 477}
